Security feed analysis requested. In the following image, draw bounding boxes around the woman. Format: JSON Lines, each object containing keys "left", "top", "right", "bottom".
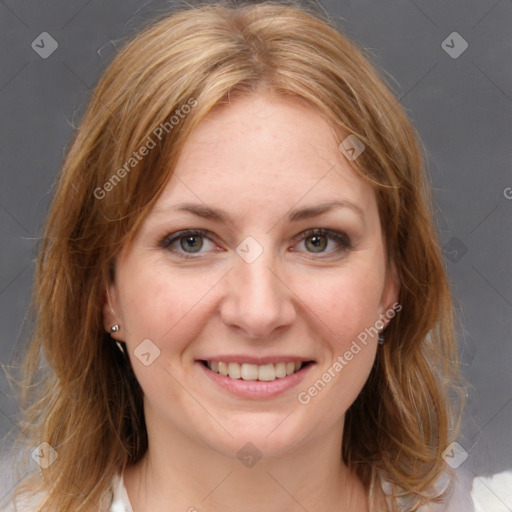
{"left": 7, "top": 2, "right": 470, "bottom": 510}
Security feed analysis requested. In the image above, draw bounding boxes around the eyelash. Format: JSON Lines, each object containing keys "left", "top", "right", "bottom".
{"left": 159, "top": 228, "right": 352, "bottom": 260}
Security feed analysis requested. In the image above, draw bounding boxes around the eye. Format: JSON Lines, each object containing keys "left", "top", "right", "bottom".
{"left": 159, "top": 229, "right": 217, "bottom": 258}
{"left": 294, "top": 228, "right": 352, "bottom": 255}
{"left": 159, "top": 227, "right": 352, "bottom": 260}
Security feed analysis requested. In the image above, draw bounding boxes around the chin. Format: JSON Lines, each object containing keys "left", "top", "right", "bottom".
{"left": 198, "top": 412, "right": 317, "bottom": 461}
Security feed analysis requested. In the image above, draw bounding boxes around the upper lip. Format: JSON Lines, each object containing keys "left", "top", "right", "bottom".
{"left": 198, "top": 355, "right": 315, "bottom": 365}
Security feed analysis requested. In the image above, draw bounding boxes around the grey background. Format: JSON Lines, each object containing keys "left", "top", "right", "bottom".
{"left": 0, "top": 0, "right": 510, "bottom": 504}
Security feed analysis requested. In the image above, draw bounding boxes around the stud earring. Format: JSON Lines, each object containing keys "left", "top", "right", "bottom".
{"left": 109, "top": 325, "right": 125, "bottom": 354}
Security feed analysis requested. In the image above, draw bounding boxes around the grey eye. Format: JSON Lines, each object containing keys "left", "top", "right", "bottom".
{"left": 180, "top": 235, "right": 204, "bottom": 253}
{"left": 305, "top": 234, "right": 328, "bottom": 252}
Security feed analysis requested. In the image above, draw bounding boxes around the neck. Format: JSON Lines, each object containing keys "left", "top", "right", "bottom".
{"left": 124, "top": 417, "right": 369, "bottom": 512}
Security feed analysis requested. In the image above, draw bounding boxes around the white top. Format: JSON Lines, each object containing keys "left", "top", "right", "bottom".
{"left": 4, "top": 470, "right": 511, "bottom": 511}
{"left": 107, "top": 471, "right": 512, "bottom": 512}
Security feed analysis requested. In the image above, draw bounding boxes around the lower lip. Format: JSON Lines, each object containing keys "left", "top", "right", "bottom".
{"left": 197, "top": 362, "right": 314, "bottom": 399}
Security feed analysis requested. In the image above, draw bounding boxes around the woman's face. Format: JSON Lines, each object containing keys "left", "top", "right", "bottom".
{"left": 105, "top": 92, "right": 398, "bottom": 458}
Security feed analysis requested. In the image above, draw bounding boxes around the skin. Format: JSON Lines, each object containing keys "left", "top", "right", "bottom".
{"left": 104, "top": 91, "right": 399, "bottom": 512}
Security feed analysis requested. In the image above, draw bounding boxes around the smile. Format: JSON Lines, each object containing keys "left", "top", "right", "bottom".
{"left": 203, "top": 360, "right": 307, "bottom": 382}
{"left": 197, "top": 358, "right": 315, "bottom": 399}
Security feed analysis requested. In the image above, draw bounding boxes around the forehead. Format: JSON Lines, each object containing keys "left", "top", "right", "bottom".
{"left": 153, "top": 93, "right": 377, "bottom": 223}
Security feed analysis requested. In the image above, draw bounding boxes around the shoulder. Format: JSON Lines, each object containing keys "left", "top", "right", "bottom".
{"left": 470, "top": 470, "right": 512, "bottom": 512}
{"left": 381, "top": 469, "right": 474, "bottom": 511}
{"left": 443, "top": 469, "right": 512, "bottom": 511}
{"left": 423, "top": 469, "right": 475, "bottom": 511}
{"left": 1, "top": 475, "right": 126, "bottom": 512}
{"left": 402, "top": 469, "right": 512, "bottom": 512}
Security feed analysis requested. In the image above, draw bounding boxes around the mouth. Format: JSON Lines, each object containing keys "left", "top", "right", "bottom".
{"left": 200, "top": 360, "right": 314, "bottom": 382}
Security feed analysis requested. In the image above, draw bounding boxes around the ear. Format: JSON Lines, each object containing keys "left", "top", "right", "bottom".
{"left": 102, "top": 283, "right": 121, "bottom": 337}
{"left": 379, "top": 261, "right": 400, "bottom": 327}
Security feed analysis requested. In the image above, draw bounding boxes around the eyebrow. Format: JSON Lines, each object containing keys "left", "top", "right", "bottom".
{"left": 155, "top": 200, "right": 365, "bottom": 225}
{"left": 287, "top": 200, "right": 365, "bottom": 223}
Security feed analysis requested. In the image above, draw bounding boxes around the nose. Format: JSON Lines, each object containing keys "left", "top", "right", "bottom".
{"left": 220, "top": 250, "right": 296, "bottom": 339}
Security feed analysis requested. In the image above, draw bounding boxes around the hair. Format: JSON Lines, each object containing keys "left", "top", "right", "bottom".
{"left": 8, "top": 1, "right": 464, "bottom": 511}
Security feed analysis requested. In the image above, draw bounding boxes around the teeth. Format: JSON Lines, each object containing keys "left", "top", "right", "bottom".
{"left": 241, "top": 363, "right": 258, "bottom": 380}
{"left": 228, "top": 362, "right": 241, "bottom": 379}
{"left": 275, "top": 362, "right": 286, "bottom": 378}
{"left": 218, "top": 362, "right": 229, "bottom": 377}
{"left": 206, "top": 360, "right": 305, "bottom": 381}
{"left": 258, "top": 364, "right": 275, "bottom": 381}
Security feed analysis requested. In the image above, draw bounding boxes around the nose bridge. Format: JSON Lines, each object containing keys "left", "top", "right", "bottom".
{"left": 235, "top": 233, "right": 280, "bottom": 294}
{"left": 240, "top": 253, "right": 279, "bottom": 302}
{"left": 221, "top": 240, "right": 295, "bottom": 337}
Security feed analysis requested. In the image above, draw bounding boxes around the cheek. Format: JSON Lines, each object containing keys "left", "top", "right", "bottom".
{"left": 115, "top": 262, "right": 212, "bottom": 410}
{"left": 293, "top": 264, "right": 382, "bottom": 412}
{"left": 116, "top": 259, "right": 221, "bottom": 348}
{"left": 297, "top": 280, "right": 379, "bottom": 419}
{"left": 297, "top": 263, "right": 384, "bottom": 345}
{"left": 117, "top": 274, "right": 176, "bottom": 341}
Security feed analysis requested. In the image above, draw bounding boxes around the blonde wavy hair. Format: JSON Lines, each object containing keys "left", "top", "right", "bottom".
{"left": 9, "top": 1, "right": 464, "bottom": 510}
